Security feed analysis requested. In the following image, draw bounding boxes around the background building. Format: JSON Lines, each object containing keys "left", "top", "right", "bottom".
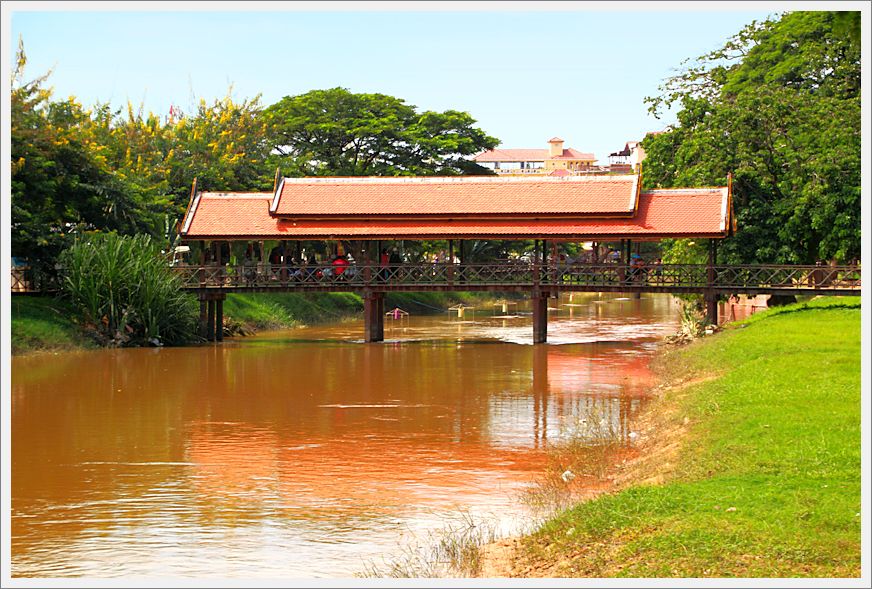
{"left": 473, "top": 137, "right": 597, "bottom": 175}
{"left": 608, "top": 132, "right": 663, "bottom": 173}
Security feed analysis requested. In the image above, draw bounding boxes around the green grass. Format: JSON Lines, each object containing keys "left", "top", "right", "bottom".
{"left": 518, "top": 296, "right": 861, "bottom": 577}
{"left": 223, "top": 291, "right": 518, "bottom": 330}
{"left": 11, "top": 296, "right": 95, "bottom": 354}
{"left": 223, "top": 292, "right": 363, "bottom": 329}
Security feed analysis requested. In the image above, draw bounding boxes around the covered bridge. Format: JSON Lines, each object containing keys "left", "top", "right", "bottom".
{"left": 178, "top": 173, "right": 735, "bottom": 342}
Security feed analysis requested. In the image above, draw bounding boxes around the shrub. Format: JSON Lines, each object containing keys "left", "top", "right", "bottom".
{"left": 58, "top": 233, "right": 198, "bottom": 346}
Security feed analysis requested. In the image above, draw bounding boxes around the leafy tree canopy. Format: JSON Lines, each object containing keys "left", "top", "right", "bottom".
{"left": 263, "top": 87, "right": 499, "bottom": 176}
{"left": 642, "top": 11, "right": 860, "bottom": 264}
{"left": 11, "top": 39, "right": 274, "bottom": 266}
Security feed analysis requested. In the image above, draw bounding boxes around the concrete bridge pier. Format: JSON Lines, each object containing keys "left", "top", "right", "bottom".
{"left": 532, "top": 291, "right": 548, "bottom": 344}
{"left": 364, "top": 291, "right": 385, "bottom": 342}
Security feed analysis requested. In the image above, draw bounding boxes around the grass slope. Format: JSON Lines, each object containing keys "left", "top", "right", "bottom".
{"left": 222, "top": 291, "right": 517, "bottom": 330}
{"left": 10, "top": 296, "right": 94, "bottom": 354}
{"left": 518, "top": 297, "right": 861, "bottom": 578}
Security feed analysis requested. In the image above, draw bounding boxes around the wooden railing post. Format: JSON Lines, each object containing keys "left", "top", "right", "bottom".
{"left": 448, "top": 240, "right": 455, "bottom": 286}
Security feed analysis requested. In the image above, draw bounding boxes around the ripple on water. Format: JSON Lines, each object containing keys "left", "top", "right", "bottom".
{"left": 12, "top": 294, "right": 678, "bottom": 577}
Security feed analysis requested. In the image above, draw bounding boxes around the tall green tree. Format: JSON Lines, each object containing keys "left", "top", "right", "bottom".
{"left": 166, "top": 94, "right": 274, "bottom": 198}
{"left": 11, "top": 40, "right": 275, "bottom": 268}
{"left": 263, "top": 87, "right": 498, "bottom": 176}
{"left": 642, "top": 11, "right": 860, "bottom": 264}
{"left": 11, "top": 41, "right": 138, "bottom": 269}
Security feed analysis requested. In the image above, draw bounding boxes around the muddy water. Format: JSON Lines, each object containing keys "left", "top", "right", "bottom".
{"left": 11, "top": 293, "right": 679, "bottom": 578}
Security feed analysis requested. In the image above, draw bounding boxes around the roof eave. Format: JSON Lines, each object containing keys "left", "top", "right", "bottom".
{"left": 181, "top": 230, "right": 730, "bottom": 241}
{"left": 270, "top": 177, "right": 286, "bottom": 214}
{"left": 180, "top": 192, "right": 202, "bottom": 236}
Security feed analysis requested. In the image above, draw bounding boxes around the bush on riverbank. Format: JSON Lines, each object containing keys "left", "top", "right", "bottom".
{"left": 58, "top": 233, "right": 199, "bottom": 346}
{"left": 510, "top": 297, "right": 861, "bottom": 577}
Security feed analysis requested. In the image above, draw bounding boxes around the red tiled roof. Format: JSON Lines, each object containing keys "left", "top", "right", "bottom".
{"left": 182, "top": 187, "right": 730, "bottom": 240}
{"left": 552, "top": 148, "right": 596, "bottom": 160}
{"left": 182, "top": 192, "right": 275, "bottom": 237}
{"left": 549, "top": 169, "right": 570, "bottom": 177}
{"left": 474, "top": 147, "right": 595, "bottom": 162}
{"left": 548, "top": 136, "right": 563, "bottom": 142}
{"left": 271, "top": 175, "right": 638, "bottom": 217}
{"left": 473, "top": 148, "right": 549, "bottom": 162}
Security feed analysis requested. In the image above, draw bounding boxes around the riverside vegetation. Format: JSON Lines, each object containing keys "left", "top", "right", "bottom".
{"left": 12, "top": 288, "right": 509, "bottom": 355}
{"left": 488, "top": 297, "right": 860, "bottom": 578}
{"left": 11, "top": 233, "right": 519, "bottom": 354}
{"left": 58, "top": 233, "right": 199, "bottom": 347}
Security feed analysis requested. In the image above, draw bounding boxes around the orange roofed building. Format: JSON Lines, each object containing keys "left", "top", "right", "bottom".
{"left": 472, "top": 137, "right": 598, "bottom": 176}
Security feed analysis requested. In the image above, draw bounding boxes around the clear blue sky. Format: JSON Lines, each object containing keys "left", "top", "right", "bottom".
{"left": 10, "top": 8, "right": 774, "bottom": 163}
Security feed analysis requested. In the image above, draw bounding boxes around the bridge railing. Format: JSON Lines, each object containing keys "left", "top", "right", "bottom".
{"left": 171, "top": 262, "right": 537, "bottom": 289}
{"left": 170, "top": 262, "right": 861, "bottom": 291}
{"left": 712, "top": 264, "right": 861, "bottom": 290}
{"left": 11, "top": 264, "right": 62, "bottom": 293}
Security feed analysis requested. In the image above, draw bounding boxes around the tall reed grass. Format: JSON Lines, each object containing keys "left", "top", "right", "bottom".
{"left": 358, "top": 511, "right": 500, "bottom": 578}
{"left": 520, "top": 408, "right": 626, "bottom": 517}
{"left": 59, "top": 233, "right": 198, "bottom": 346}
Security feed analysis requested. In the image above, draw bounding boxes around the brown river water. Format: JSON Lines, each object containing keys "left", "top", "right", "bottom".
{"left": 11, "top": 293, "right": 679, "bottom": 578}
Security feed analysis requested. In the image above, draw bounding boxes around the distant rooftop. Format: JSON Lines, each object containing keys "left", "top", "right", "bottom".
{"left": 474, "top": 137, "right": 596, "bottom": 163}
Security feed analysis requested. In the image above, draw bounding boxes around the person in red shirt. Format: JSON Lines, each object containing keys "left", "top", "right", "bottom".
{"left": 379, "top": 248, "right": 389, "bottom": 281}
{"left": 332, "top": 254, "right": 349, "bottom": 278}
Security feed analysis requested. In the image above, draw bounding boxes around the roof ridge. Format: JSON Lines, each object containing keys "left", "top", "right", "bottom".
{"left": 200, "top": 192, "right": 273, "bottom": 198}
{"left": 643, "top": 187, "right": 727, "bottom": 194}
{"left": 280, "top": 175, "right": 635, "bottom": 184}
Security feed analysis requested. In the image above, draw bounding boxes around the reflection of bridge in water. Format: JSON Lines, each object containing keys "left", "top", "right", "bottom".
{"left": 529, "top": 344, "right": 648, "bottom": 447}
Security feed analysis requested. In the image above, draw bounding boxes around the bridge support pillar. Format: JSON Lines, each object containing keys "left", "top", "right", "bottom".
{"left": 705, "top": 239, "right": 718, "bottom": 326}
{"left": 216, "top": 298, "right": 224, "bottom": 342}
{"left": 198, "top": 291, "right": 226, "bottom": 342}
{"left": 532, "top": 291, "right": 548, "bottom": 344}
{"left": 364, "top": 291, "right": 385, "bottom": 342}
{"left": 206, "top": 299, "right": 216, "bottom": 341}
{"left": 199, "top": 298, "right": 208, "bottom": 340}
{"left": 704, "top": 291, "right": 718, "bottom": 326}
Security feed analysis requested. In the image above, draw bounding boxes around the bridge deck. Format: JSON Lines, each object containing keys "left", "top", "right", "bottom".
{"left": 173, "top": 263, "right": 861, "bottom": 296}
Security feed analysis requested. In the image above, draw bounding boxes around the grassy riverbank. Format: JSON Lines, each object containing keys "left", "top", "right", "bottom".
{"left": 222, "top": 291, "right": 515, "bottom": 331}
{"left": 10, "top": 296, "right": 95, "bottom": 355}
{"left": 496, "top": 296, "right": 861, "bottom": 578}
{"left": 11, "top": 291, "right": 518, "bottom": 353}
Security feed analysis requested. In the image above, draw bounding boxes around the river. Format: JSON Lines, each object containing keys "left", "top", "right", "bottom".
{"left": 11, "top": 293, "right": 679, "bottom": 578}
